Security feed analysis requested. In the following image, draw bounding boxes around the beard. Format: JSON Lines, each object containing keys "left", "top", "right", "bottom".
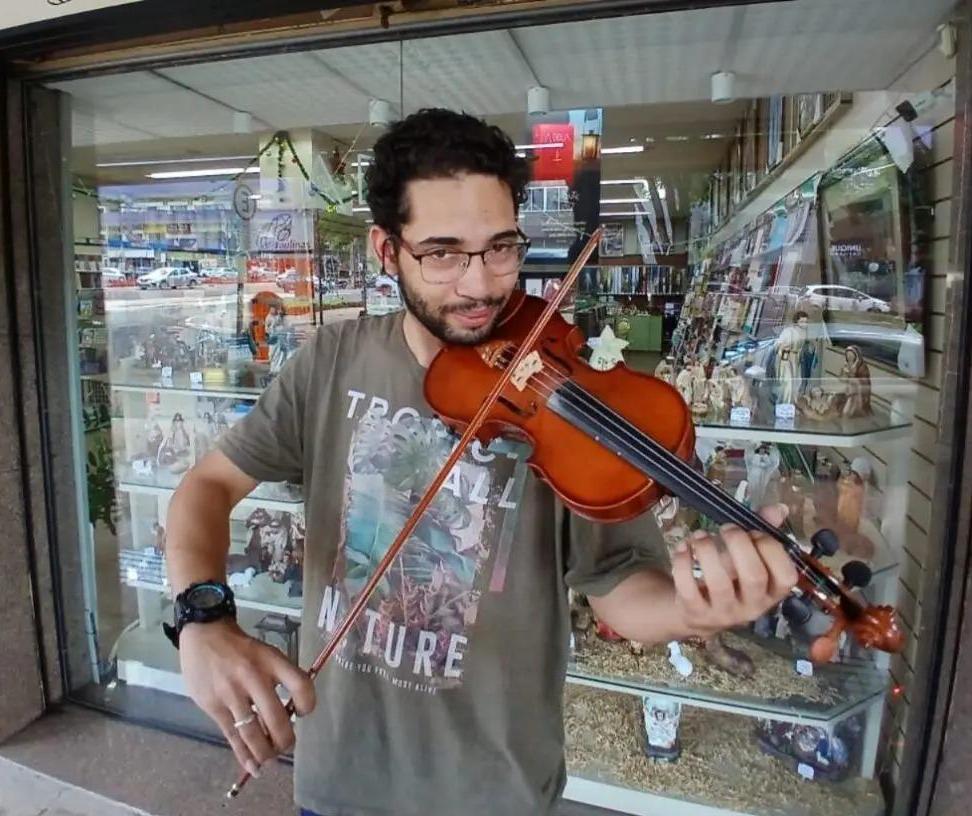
{"left": 396, "top": 273, "right": 507, "bottom": 346}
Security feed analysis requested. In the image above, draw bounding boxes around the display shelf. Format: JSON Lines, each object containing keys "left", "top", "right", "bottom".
{"left": 693, "top": 406, "right": 911, "bottom": 446}
{"left": 124, "top": 575, "right": 301, "bottom": 618}
{"left": 563, "top": 685, "right": 884, "bottom": 816}
{"left": 114, "top": 606, "right": 299, "bottom": 697}
{"left": 566, "top": 631, "right": 888, "bottom": 727}
{"left": 117, "top": 466, "right": 303, "bottom": 511}
{"left": 81, "top": 368, "right": 265, "bottom": 401}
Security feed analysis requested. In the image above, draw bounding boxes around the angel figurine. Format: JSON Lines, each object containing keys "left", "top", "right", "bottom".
{"left": 840, "top": 346, "right": 872, "bottom": 417}
{"left": 744, "top": 442, "right": 781, "bottom": 509}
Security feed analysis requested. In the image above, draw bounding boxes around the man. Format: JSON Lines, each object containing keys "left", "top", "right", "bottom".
{"left": 165, "top": 108, "right": 796, "bottom": 816}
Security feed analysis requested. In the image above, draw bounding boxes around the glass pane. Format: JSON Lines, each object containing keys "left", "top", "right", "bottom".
{"left": 51, "top": 0, "right": 962, "bottom": 812}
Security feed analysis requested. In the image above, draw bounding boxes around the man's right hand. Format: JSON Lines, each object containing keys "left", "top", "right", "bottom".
{"left": 179, "top": 619, "right": 316, "bottom": 777}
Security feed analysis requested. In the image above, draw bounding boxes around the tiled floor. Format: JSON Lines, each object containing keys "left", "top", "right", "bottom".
{"left": 0, "top": 705, "right": 622, "bottom": 816}
{"left": 0, "top": 758, "right": 147, "bottom": 816}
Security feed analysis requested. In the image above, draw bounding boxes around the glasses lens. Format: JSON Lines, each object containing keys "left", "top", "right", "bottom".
{"left": 484, "top": 243, "right": 528, "bottom": 276}
{"left": 420, "top": 250, "right": 465, "bottom": 283}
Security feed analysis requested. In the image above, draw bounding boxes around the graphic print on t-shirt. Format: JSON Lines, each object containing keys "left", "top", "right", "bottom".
{"left": 315, "top": 393, "right": 529, "bottom": 693}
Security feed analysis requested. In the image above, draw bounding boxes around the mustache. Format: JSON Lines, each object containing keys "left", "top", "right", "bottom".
{"left": 441, "top": 297, "right": 505, "bottom": 315}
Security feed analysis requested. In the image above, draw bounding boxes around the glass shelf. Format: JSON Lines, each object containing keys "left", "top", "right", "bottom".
{"left": 566, "top": 631, "right": 889, "bottom": 726}
{"left": 82, "top": 366, "right": 267, "bottom": 400}
{"left": 116, "top": 464, "right": 303, "bottom": 510}
{"left": 693, "top": 405, "right": 911, "bottom": 446}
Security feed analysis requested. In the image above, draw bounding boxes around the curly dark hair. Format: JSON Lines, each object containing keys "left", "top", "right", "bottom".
{"left": 364, "top": 108, "right": 530, "bottom": 235}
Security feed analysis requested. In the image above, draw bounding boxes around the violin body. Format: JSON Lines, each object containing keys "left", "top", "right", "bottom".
{"left": 425, "top": 291, "right": 695, "bottom": 522}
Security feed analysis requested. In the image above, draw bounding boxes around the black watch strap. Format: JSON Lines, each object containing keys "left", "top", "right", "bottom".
{"left": 163, "top": 580, "right": 237, "bottom": 649}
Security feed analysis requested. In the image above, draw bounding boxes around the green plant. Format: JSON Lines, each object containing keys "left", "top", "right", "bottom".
{"left": 86, "top": 438, "right": 118, "bottom": 535}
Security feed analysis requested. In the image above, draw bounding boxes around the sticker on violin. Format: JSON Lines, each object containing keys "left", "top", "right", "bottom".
{"left": 587, "top": 325, "right": 629, "bottom": 372}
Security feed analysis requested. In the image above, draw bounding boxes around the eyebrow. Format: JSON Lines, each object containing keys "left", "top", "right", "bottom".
{"left": 416, "top": 229, "right": 522, "bottom": 248}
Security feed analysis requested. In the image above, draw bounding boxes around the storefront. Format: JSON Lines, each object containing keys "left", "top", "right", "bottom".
{"left": 2, "top": 1, "right": 972, "bottom": 814}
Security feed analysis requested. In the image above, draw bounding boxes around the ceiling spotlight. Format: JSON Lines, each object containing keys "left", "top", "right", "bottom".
{"left": 528, "top": 85, "right": 551, "bottom": 115}
{"left": 602, "top": 145, "right": 645, "bottom": 155}
{"left": 711, "top": 71, "right": 736, "bottom": 104}
{"left": 369, "top": 98, "right": 394, "bottom": 127}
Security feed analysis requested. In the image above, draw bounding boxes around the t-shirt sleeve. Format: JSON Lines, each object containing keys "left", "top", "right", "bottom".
{"left": 216, "top": 336, "right": 317, "bottom": 484}
{"left": 561, "top": 504, "right": 671, "bottom": 598}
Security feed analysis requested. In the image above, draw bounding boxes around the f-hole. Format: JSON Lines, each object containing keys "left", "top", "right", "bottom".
{"left": 498, "top": 395, "right": 534, "bottom": 418}
{"left": 541, "top": 339, "right": 574, "bottom": 376}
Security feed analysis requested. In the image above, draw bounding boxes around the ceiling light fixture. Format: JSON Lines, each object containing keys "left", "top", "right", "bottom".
{"left": 527, "top": 85, "right": 551, "bottom": 115}
{"left": 600, "top": 178, "right": 647, "bottom": 186}
{"left": 601, "top": 145, "right": 645, "bottom": 155}
{"left": 98, "top": 155, "right": 255, "bottom": 168}
{"left": 711, "top": 70, "right": 736, "bottom": 104}
{"left": 600, "top": 198, "right": 644, "bottom": 204}
{"left": 146, "top": 167, "right": 260, "bottom": 179}
{"left": 514, "top": 142, "right": 565, "bottom": 150}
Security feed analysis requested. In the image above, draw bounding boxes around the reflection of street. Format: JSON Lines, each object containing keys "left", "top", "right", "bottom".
{"left": 102, "top": 284, "right": 363, "bottom": 336}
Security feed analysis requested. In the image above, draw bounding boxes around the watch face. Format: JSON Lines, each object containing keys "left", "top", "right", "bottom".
{"left": 187, "top": 584, "right": 226, "bottom": 610}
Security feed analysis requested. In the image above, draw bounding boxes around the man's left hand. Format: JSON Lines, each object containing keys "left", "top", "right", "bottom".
{"left": 670, "top": 504, "right": 799, "bottom": 637}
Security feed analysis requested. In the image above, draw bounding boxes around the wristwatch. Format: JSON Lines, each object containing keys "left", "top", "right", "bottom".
{"left": 163, "top": 580, "right": 237, "bottom": 649}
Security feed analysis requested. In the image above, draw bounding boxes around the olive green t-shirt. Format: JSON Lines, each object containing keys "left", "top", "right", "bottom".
{"left": 217, "top": 310, "right": 668, "bottom": 816}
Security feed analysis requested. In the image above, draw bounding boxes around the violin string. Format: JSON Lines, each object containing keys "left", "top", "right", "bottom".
{"left": 490, "top": 348, "right": 840, "bottom": 598}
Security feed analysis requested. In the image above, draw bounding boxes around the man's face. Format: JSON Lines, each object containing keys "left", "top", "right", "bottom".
{"left": 372, "top": 173, "right": 521, "bottom": 345}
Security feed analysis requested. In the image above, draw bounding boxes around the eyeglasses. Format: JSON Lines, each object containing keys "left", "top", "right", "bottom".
{"left": 391, "top": 231, "right": 531, "bottom": 285}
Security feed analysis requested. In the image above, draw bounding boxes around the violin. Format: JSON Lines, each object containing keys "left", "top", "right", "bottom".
{"left": 225, "top": 228, "right": 904, "bottom": 799}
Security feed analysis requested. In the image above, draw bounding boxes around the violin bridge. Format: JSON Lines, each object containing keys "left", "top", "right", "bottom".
{"left": 510, "top": 351, "right": 543, "bottom": 392}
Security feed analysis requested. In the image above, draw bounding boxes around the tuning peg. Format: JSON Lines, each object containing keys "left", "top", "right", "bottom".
{"left": 841, "top": 560, "right": 872, "bottom": 589}
{"left": 781, "top": 595, "right": 813, "bottom": 627}
{"left": 810, "top": 528, "right": 839, "bottom": 559}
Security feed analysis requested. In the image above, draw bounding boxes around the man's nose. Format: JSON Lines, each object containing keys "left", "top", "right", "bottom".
{"left": 455, "top": 254, "right": 494, "bottom": 299}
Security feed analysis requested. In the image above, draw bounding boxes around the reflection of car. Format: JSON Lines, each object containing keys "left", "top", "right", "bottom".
{"left": 200, "top": 267, "right": 235, "bottom": 281}
{"left": 137, "top": 267, "right": 198, "bottom": 289}
{"left": 799, "top": 284, "right": 891, "bottom": 313}
{"left": 100, "top": 267, "right": 127, "bottom": 286}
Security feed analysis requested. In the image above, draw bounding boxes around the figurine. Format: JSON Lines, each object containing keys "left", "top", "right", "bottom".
{"left": 654, "top": 356, "right": 675, "bottom": 385}
{"left": 836, "top": 466, "right": 865, "bottom": 533}
{"left": 706, "top": 367, "right": 730, "bottom": 419}
{"left": 168, "top": 413, "right": 191, "bottom": 456}
{"left": 727, "top": 366, "right": 753, "bottom": 411}
{"left": 151, "top": 522, "right": 166, "bottom": 556}
{"left": 797, "top": 386, "right": 839, "bottom": 421}
{"left": 744, "top": 442, "right": 781, "bottom": 509}
{"left": 705, "top": 445, "right": 730, "bottom": 487}
{"left": 689, "top": 359, "right": 709, "bottom": 421}
{"left": 674, "top": 366, "right": 695, "bottom": 407}
{"left": 839, "top": 346, "right": 872, "bottom": 417}
{"left": 799, "top": 321, "right": 819, "bottom": 395}
{"left": 772, "top": 311, "right": 809, "bottom": 405}
{"left": 642, "top": 696, "right": 682, "bottom": 763}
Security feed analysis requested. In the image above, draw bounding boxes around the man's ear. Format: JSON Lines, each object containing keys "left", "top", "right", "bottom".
{"left": 369, "top": 225, "right": 397, "bottom": 276}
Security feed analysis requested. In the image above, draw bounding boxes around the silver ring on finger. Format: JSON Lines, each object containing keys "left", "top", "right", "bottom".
{"left": 233, "top": 710, "right": 257, "bottom": 729}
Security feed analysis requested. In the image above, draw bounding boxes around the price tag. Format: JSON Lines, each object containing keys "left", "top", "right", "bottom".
{"left": 795, "top": 659, "right": 814, "bottom": 677}
{"left": 161, "top": 366, "right": 173, "bottom": 381}
{"left": 797, "top": 763, "right": 815, "bottom": 781}
{"left": 775, "top": 402, "right": 796, "bottom": 420}
{"left": 189, "top": 371, "right": 204, "bottom": 388}
{"left": 730, "top": 406, "right": 752, "bottom": 426}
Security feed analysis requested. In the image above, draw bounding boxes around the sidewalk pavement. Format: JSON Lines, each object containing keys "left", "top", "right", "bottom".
{"left": 0, "top": 757, "right": 150, "bottom": 816}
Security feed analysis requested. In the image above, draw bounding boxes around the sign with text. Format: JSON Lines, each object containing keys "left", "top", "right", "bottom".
{"left": 1, "top": 0, "right": 144, "bottom": 32}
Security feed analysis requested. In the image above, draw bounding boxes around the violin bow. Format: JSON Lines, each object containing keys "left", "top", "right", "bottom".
{"left": 226, "top": 228, "right": 604, "bottom": 798}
